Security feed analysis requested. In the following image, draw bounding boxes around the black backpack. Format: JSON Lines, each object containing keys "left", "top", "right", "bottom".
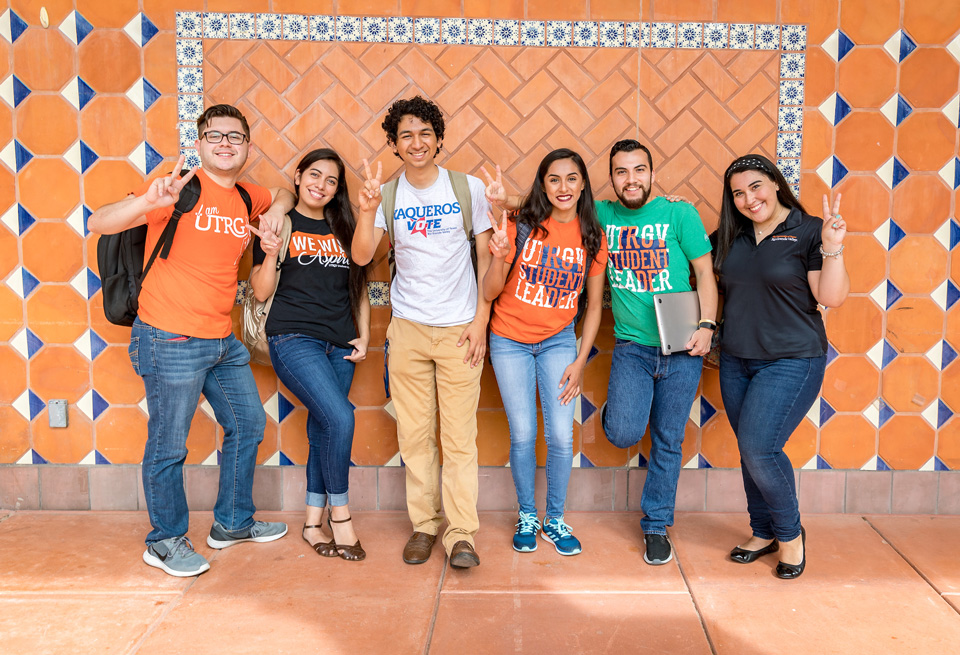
{"left": 96, "top": 170, "right": 252, "bottom": 326}
{"left": 501, "top": 218, "right": 595, "bottom": 325}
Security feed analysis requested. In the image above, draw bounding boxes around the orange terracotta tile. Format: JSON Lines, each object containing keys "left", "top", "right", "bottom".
{"left": 10, "top": 0, "right": 75, "bottom": 26}
{"left": 885, "top": 297, "right": 944, "bottom": 354}
{"left": 897, "top": 111, "right": 957, "bottom": 172}
{"left": 80, "top": 96, "right": 144, "bottom": 158}
{"left": 12, "top": 29, "right": 75, "bottom": 91}
{"left": 94, "top": 407, "right": 147, "bottom": 464}
{"left": 145, "top": 97, "right": 180, "bottom": 158}
{"left": 893, "top": 174, "right": 951, "bottom": 234}
{"left": 141, "top": 0, "right": 204, "bottom": 30}
{"left": 881, "top": 356, "right": 939, "bottom": 413}
{"left": 904, "top": 0, "right": 960, "bottom": 44}
{"left": 843, "top": 234, "right": 887, "bottom": 293}
{"left": 0, "top": 166, "right": 13, "bottom": 216}
{"left": 32, "top": 413, "right": 93, "bottom": 463}
{"left": 700, "top": 412, "right": 740, "bottom": 468}
{"left": 142, "top": 32, "right": 178, "bottom": 96}
{"left": 256, "top": 416, "right": 279, "bottom": 465}
{"left": 28, "top": 345, "right": 90, "bottom": 403}
{"left": 91, "top": 346, "right": 142, "bottom": 404}
{"left": 476, "top": 409, "right": 510, "bottom": 466}
{"left": 717, "top": 0, "right": 777, "bottom": 22}
{"left": 0, "top": 345, "right": 26, "bottom": 404}
{"left": 581, "top": 413, "right": 633, "bottom": 468}
{"left": 837, "top": 48, "right": 897, "bottom": 109}
{"left": 0, "top": 103, "right": 10, "bottom": 150}
{"left": 781, "top": 0, "right": 840, "bottom": 42}
{"left": 526, "top": 0, "right": 588, "bottom": 19}
{"left": 0, "top": 287, "right": 23, "bottom": 342}
{"left": 0, "top": 223, "right": 17, "bottom": 280}
{"left": 819, "top": 413, "right": 876, "bottom": 468}
{"left": 835, "top": 111, "right": 894, "bottom": 172}
{"left": 78, "top": 31, "right": 141, "bottom": 94}
{"left": 889, "top": 236, "right": 947, "bottom": 294}
{"left": 21, "top": 222, "right": 83, "bottom": 282}
{"left": 900, "top": 48, "right": 960, "bottom": 109}
{"left": 75, "top": 0, "right": 139, "bottom": 28}
{"left": 273, "top": 0, "right": 333, "bottom": 13}
{"left": 879, "top": 415, "right": 935, "bottom": 469}
{"left": 88, "top": 294, "right": 134, "bottom": 345}
{"left": 949, "top": 304, "right": 960, "bottom": 353}
{"left": 15, "top": 94, "right": 78, "bottom": 155}
{"left": 783, "top": 418, "right": 817, "bottom": 467}
{"left": 0, "top": 406, "right": 30, "bottom": 463}
{"left": 941, "top": 362, "right": 960, "bottom": 420}
{"left": 83, "top": 160, "right": 145, "bottom": 210}
{"left": 18, "top": 159, "right": 80, "bottom": 219}
{"left": 803, "top": 47, "right": 838, "bottom": 108}
{"left": 822, "top": 355, "right": 879, "bottom": 411}
{"left": 870, "top": 516, "right": 960, "bottom": 591}
{"left": 824, "top": 296, "right": 883, "bottom": 354}
{"left": 800, "top": 110, "right": 833, "bottom": 171}
{"left": 184, "top": 410, "right": 217, "bottom": 465}
{"left": 649, "top": 0, "right": 713, "bottom": 21}
{"left": 352, "top": 407, "right": 399, "bottom": 466}
{"left": 840, "top": 0, "right": 901, "bottom": 44}
{"left": 25, "top": 285, "right": 88, "bottom": 344}
{"left": 463, "top": 0, "right": 524, "bottom": 18}
{"left": 799, "top": 173, "right": 832, "bottom": 213}
{"left": 938, "top": 418, "right": 960, "bottom": 469}
{"left": 589, "top": 0, "right": 642, "bottom": 20}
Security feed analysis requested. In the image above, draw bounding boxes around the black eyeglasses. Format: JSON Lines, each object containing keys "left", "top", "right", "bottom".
{"left": 200, "top": 130, "right": 248, "bottom": 145}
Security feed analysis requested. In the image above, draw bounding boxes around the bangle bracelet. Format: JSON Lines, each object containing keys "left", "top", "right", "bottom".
{"left": 819, "top": 244, "right": 844, "bottom": 258}
{"left": 699, "top": 318, "right": 717, "bottom": 326}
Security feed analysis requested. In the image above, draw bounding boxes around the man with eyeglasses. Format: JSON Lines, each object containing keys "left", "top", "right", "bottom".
{"left": 88, "top": 104, "right": 295, "bottom": 577}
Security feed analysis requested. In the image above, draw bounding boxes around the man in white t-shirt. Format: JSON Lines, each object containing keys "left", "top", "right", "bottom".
{"left": 353, "top": 97, "right": 493, "bottom": 569}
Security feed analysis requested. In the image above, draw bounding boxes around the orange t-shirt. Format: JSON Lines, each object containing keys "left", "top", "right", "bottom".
{"left": 490, "top": 216, "right": 608, "bottom": 344}
{"left": 133, "top": 169, "right": 272, "bottom": 338}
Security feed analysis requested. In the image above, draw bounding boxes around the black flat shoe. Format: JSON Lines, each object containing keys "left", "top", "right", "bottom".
{"left": 775, "top": 526, "right": 806, "bottom": 579}
{"left": 729, "top": 539, "right": 779, "bottom": 564}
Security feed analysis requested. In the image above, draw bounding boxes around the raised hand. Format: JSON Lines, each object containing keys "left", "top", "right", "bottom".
{"left": 358, "top": 158, "right": 383, "bottom": 214}
{"left": 143, "top": 154, "right": 197, "bottom": 209}
{"left": 482, "top": 165, "right": 507, "bottom": 206}
{"left": 487, "top": 209, "right": 510, "bottom": 260}
{"left": 248, "top": 222, "right": 282, "bottom": 258}
{"left": 821, "top": 192, "right": 845, "bottom": 250}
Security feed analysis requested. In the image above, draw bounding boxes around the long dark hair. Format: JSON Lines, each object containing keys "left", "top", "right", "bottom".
{"left": 515, "top": 148, "right": 603, "bottom": 265}
{"left": 714, "top": 154, "right": 807, "bottom": 273}
{"left": 293, "top": 149, "right": 368, "bottom": 319}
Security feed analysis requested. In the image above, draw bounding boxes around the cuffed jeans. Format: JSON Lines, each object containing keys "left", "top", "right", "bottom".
{"left": 129, "top": 318, "right": 265, "bottom": 545}
{"left": 719, "top": 351, "right": 825, "bottom": 542}
{"left": 268, "top": 334, "right": 355, "bottom": 508}
{"left": 490, "top": 323, "right": 577, "bottom": 520}
{"left": 604, "top": 339, "right": 703, "bottom": 535}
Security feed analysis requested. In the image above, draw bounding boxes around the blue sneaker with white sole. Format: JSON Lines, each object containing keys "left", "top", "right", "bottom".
{"left": 513, "top": 511, "right": 541, "bottom": 552}
{"left": 540, "top": 516, "right": 582, "bottom": 556}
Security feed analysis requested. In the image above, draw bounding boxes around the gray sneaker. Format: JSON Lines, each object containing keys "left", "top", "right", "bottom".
{"left": 143, "top": 536, "right": 210, "bottom": 577}
{"left": 643, "top": 533, "right": 673, "bottom": 565}
{"left": 207, "top": 520, "right": 288, "bottom": 549}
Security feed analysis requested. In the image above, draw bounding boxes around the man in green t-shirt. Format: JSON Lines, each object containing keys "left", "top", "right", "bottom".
{"left": 599, "top": 139, "right": 717, "bottom": 566}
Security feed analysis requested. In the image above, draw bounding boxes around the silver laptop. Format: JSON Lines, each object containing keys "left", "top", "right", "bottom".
{"left": 653, "top": 291, "right": 701, "bottom": 355}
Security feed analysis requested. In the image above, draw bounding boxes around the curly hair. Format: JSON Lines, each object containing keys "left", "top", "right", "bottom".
{"left": 381, "top": 96, "right": 445, "bottom": 157}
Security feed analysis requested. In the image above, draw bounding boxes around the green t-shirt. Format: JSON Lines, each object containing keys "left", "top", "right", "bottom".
{"left": 597, "top": 196, "right": 712, "bottom": 346}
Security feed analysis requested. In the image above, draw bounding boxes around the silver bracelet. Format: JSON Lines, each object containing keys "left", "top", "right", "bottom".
{"left": 819, "top": 244, "right": 844, "bottom": 258}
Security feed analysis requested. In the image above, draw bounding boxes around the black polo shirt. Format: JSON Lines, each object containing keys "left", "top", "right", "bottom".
{"left": 718, "top": 208, "right": 827, "bottom": 360}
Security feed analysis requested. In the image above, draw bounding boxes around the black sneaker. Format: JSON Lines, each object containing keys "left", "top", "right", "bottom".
{"left": 643, "top": 533, "right": 673, "bottom": 565}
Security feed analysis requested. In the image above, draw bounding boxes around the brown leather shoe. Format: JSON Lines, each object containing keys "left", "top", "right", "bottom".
{"left": 449, "top": 540, "right": 480, "bottom": 569}
{"left": 402, "top": 531, "right": 436, "bottom": 564}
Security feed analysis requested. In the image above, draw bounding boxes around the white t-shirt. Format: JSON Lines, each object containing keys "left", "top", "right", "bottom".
{"left": 375, "top": 167, "right": 492, "bottom": 327}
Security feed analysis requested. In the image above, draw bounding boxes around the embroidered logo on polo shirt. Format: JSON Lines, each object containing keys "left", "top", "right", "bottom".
{"left": 770, "top": 235, "right": 798, "bottom": 242}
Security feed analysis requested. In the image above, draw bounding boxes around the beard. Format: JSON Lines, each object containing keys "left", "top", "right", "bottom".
{"left": 615, "top": 183, "right": 650, "bottom": 210}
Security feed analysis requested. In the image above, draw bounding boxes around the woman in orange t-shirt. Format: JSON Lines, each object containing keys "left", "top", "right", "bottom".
{"left": 483, "top": 148, "right": 608, "bottom": 556}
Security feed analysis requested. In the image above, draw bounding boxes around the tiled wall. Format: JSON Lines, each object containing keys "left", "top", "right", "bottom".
{"left": 1, "top": 1, "right": 959, "bottom": 512}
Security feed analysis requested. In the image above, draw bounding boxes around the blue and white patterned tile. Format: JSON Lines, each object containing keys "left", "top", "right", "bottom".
{"left": 5, "top": 266, "right": 39, "bottom": 299}
{"left": 572, "top": 21, "right": 598, "bottom": 48}
{"left": 368, "top": 281, "right": 390, "bottom": 306}
{"left": 336, "top": 16, "right": 361, "bottom": 42}
{"left": 780, "top": 53, "right": 805, "bottom": 78}
{"left": 704, "top": 23, "right": 728, "bottom": 49}
{"left": 599, "top": 22, "right": 624, "bottom": 48}
{"left": 937, "top": 157, "right": 960, "bottom": 190}
{"left": 778, "top": 105, "right": 803, "bottom": 132}
{"left": 415, "top": 17, "right": 440, "bottom": 44}
{"left": 283, "top": 14, "right": 309, "bottom": 40}
{"left": 780, "top": 79, "right": 804, "bottom": 105}
{"left": 441, "top": 18, "right": 465, "bottom": 45}
{"left": 777, "top": 132, "right": 802, "bottom": 159}
{"left": 884, "top": 29, "right": 917, "bottom": 62}
{"left": 823, "top": 29, "right": 855, "bottom": 62}
{"left": 74, "top": 329, "right": 106, "bottom": 361}
{"left": 2, "top": 8, "right": 29, "bottom": 44}
{"left": 123, "top": 13, "right": 159, "bottom": 47}
{"left": 129, "top": 141, "right": 164, "bottom": 175}
{"left": 640, "top": 22, "right": 651, "bottom": 48}
{"left": 69, "top": 267, "right": 101, "bottom": 301}
{"left": 932, "top": 278, "right": 960, "bottom": 312}
{"left": 651, "top": 22, "right": 676, "bottom": 48}
{"left": 493, "top": 19, "right": 519, "bottom": 46}
{"left": 58, "top": 10, "right": 93, "bottom": 46}
{"left": 729, "top": 23, "right": 753, "bottom": 49}
{"left": 176, "top": 12, "right": 202, "bottom": 39}
{"left": 781, "top": 24, "right": 806, "bottom": 51}
{"left": 178, "top": 94, "right": 203, "bottom": 121}
{"left": 363, "top": 16, "right": 388, "bottom": 43}
{"left": 933, "top": 218, "right": 958, "bottom": 250}
{"left": 626, "top": 22, "right": 641, "bottom": 48}
{"left": 1, "top": 204, "right": 19, "bottom": 235}
{"left": 815, "top": 155, "right": 848, "bottom": 187}
{"left": 61, "top": 76, "right": 95, "bottom": 111}
{"left": 677, "top": 23, "right": 702, "bottom": 49}
{"left": 177, "top": 67, "right": 203, "bottom": 94}
{"left": 469, "top": 19, "right": 493, "bottom": 46}
{"left": 257, "top": 13, "right": 281, "bottom": 40}
{"left": 230, "top": 13, "right": 256, "bottom": 40}
{"left": 179, "top": 121, "right": 198, "bottom": 147}
{"left": 820, "top": 92, "right": 852, "bottom": 125}
{"left": 756, "top": 24, "right": 780, "bottom": 50}
{"left": 204, "top": 12, "right": 228, "bottom": 39}
{"left": 777, "top": 158, "right": 800, "bottom": 185}
{"left": 1, "top": 74, "right": 30, "bottom": 107}
{"left": 877, "top": 156, "right": 909, "bottom": 189}
{"left": 0, "top": 204, "right": 34, "bottom": 235}
{"left": 311, "top": 15, "right": 335, "bottom": 42}
{"left": 520, "top": 20, "right": 544, "bottom": 47}
{"left": 183, "top": 149, "right": 200, "bottom": 169}
{"left": 546, "top": 21, "right": 571, "bottom": 47}
{"left": 391, "top": 16, "right": 413, "bottom": 43}
{"left": 175, "top": 39, "right": 203, "bottom": 66}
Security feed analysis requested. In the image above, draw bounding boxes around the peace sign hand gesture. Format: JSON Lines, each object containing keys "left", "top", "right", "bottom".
{"left": 143, "top": 154, "right": 197, "bottom": 210}
{"left": 358, "top": 158, "right": 383, "bottom": 214}
{"left": 247, "top": 222, "right": 283, "bottom": 258}
{"left": 487, "top": 209, "right": 510, "bottom": 260}
{"left": 821, "top": 192, "right": 846, "bottom": 250}
{"left": 482, "top": 165, "right": 507, "bottom": 207}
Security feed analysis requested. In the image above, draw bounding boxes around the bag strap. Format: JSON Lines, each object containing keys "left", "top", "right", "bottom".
{"left": 381, "top": 178, "right": 399, "bottom": 246}
{"left": 447, "top": 170, "right": 473, "bottom": 239}
{"left": 261, "top": 214, "right": 293, "bottom": 316}
{"left": 143, "top": 169, "right": 201, "bottom": 281}
{"left": 235, "top": 182, "right": 253, "bottom": 219}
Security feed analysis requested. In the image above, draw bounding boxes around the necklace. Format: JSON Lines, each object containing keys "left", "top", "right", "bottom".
{"left": 756, "top": 205, "right": 787, "bottom": 237}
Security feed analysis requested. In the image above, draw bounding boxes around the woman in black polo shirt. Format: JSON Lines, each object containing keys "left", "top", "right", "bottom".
{"left": 713, "top": 154, "right": 849, "bottom": 579}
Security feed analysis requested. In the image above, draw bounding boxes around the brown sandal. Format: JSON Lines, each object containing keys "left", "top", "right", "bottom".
{"left": 328, "top": 513, "right": 366, "bottom": 562}
{"left": 302, "top": 520, "right": 338, "bottom": 558}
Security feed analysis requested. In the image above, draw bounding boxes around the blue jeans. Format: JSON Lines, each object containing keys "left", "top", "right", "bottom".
{"left": 268, "top": 334, "right": 355, "bottom": 508}
{"left": 719, "top": 352, "right": 825, "bottom": 542}
{"left": 490, "top": 324, "right": 577, "bottom": 519}
{"left": 604, "top": 340, "right": 703, "bottom": 535}
{"left": 129, "top": 318, "right": 266, "bottom": 545}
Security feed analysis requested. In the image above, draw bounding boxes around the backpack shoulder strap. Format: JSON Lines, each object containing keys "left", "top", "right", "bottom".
{"left": 235, "top": 182, "right": 253, "bottom": 218}
{"left": 502, "top": 218, "right": 533, "bottom": 290}
{"left": 147, "top": 168, "right": 200, "bottom": 276}
{"left": 448, "top": 170, "right": 473, "bottom": 238}
{"left": 381, "top": 178, "right": 400, "bottom": 246}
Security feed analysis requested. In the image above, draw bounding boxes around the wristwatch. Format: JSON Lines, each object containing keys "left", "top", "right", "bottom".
{"left": 698, "top": 320, "right": 717, "bottom": 331}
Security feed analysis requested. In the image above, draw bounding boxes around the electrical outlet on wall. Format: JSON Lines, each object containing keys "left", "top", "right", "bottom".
{"left": 48, "top": 400, "right": 68, "bottom": 428}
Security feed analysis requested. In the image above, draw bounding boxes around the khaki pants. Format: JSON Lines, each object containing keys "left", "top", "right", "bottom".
{"left": 386, "top": 317, "right": 482, "bottom": 554}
